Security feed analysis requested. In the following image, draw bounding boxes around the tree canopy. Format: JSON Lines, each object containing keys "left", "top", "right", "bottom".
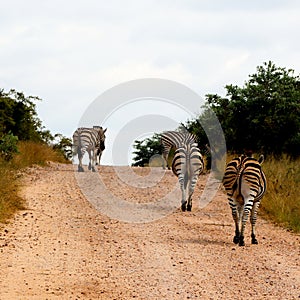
{"left": 0, "top": 89, "right": 44, "bottom": 141}
{"left": 132, "top": 134, "right": 163, "bottom": 167}
{"left": 205, "top": 61, "right": 300, "bottom": 156}
{"left": 0, "top": 88, "right": 72, "bottom": 160}
{"left": 132, "top": 61, "right": 300, "bottom": 166}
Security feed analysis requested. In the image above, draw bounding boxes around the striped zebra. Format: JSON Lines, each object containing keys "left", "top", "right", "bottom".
{"left": 161, "top": 131, "right": 197, "bottom": 169}
{"left": 172, "top": 143, "right": 204, "bottom": 211}
{"left": 93, "top": 126, "right": 106, "bottom": 165}
{"left": 223, "top": 154, "right": 267, "bottom": 246}
{"left": 72, "top": 126, "right": 107, "bottom": 172}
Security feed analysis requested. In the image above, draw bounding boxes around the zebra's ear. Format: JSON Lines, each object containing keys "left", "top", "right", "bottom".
{"left": 103, "top": 128, "right": 107, "bottom": 133}
{"left": 258, "top": 154, "right": 264, "bottom": 164}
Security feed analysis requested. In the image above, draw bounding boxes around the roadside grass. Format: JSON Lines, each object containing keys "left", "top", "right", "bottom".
{"left": 0, "top": 141, "right": 68, "bottom": 224}
{"left": 0, "top": 162, "right": 24, "bottom": 223}
{"left": 12, "top": 141, "right": 67, "bottom": 169}
{"left": 261, "top": 155, "right": 300, "bottom": 233}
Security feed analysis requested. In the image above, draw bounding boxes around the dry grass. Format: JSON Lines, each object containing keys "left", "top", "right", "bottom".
{"left": 12, "top": 141, "right": 67, "bottom": 169}
{"left": 261, "top": 155, "right": 300, "bottom": 232}
{"left": 0, "top": 141, "right": 68, "bottom": 224}
{"left": 0, "top": 163, "right": 25, "bottom": 223}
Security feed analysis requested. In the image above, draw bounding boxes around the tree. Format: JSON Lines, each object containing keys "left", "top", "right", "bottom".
{"left": 205, "top": 61, "right": 300, "bottom": 157}
{"left": 0, "top": 132, "right": 19, "bottom": 161}
{"left": 0, "top": 89, "right": 44, "bottom": 142}
{"left": 131, "top": 62, "right": 300, "bottom": 164}
{"left": 132, "top": 134, "right": 163, "bottom": 167}
{"left": 52, "top": 134, "right": 73, "bottom": 160}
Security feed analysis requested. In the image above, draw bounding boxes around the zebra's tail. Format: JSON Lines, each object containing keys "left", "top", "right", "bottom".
{"left": 72, "top": 129, "right": 83, "bottom": 158}
{"left": 184, "top": 170, "right": 189, "bottom": 189}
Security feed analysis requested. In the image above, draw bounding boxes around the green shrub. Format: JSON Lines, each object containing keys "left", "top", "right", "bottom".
{"left": 0, "top": 133, "right": 19, "bottom": 161}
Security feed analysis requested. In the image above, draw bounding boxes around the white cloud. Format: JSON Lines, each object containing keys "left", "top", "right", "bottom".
{"left": 1, "top": 0, "right": 300, "bottom": 164}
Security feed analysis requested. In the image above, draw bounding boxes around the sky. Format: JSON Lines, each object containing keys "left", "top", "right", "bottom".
{"left": 1, "top": 0, "right": 300, "bottom": 164}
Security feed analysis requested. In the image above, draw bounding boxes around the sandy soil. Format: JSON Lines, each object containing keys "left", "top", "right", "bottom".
{"left": 0, "top": 163, "right": 299, "bottom": 300}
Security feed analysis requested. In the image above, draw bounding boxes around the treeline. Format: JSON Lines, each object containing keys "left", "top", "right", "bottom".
{"left": 0, "top": 89, "right": 71, "bottom": 161}
{"left": 0, "top": 88, "right": 71, "bottom": 223}
{"left": 132, "top": 61, "right": 300, "bottom": 166}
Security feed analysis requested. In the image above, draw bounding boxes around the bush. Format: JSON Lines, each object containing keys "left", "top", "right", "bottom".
{"left": 0, "top": 133, "right": 19, "bottom": 161}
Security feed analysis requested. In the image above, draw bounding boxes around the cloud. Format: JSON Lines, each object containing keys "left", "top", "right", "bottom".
{"left": 1, "top": 1, "right": 300, "bottom": 164}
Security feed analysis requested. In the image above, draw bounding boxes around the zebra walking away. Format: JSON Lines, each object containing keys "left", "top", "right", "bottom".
{"left": 161, "top": 131, "right": 197, "bottom": 169}
{"left": 73, "top": 126, "right": 107, "bottom": 172}
{"left": 93, "top": 126, "right": 106, "bottom": 165}
{"left": 172, "top": 143, "right": 204, "bottom": 211}
{"left": 223, "top": 154, "right": 267, "bottom": 246}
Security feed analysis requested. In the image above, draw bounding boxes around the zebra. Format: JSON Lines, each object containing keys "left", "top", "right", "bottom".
{"left": 72, "top": 126, "right": 107, "bottom": 172}
{"left": 223, "top": 154, "right": 267, "bottom": 246}
{"left": 93, "top": 126, "right": 106, "bottom": 165}
{"left": 172, "top": 142, "right": 204, "bottom": 211}
{"left": 160, "top": 131, "right": 197, "bottom": 169}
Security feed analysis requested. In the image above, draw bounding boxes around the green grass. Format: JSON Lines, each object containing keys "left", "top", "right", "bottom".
{"left": 0, "top": 141, "right": 68, "bottom": 224}
{"left": 261, "top": 155, "right": 300, "bottom": 232}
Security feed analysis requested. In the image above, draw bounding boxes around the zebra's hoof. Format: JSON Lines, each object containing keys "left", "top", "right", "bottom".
{"left": 78, "top": 167, "right": 84, "bottom": 172}
{"left": 187, "top": 205, "right": 192, "bottom": 212}
{"left": 251, "top": 238, "right": 258, "bottom": 244}
{"left": 233, "top": 236, "right": 240, "bottom": 244}
{"left": 238, "top": 236, "right": 245, "bottom": 246}
{"left": 181, "top": 205, "right": 186, "bottom": 212}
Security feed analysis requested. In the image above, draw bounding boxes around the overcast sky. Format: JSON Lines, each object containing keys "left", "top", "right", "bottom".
{"left": 1, "top": 0, "right": 300, "bottom": 164}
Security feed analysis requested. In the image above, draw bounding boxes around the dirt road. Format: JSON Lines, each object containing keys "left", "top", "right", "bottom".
{"left": 0, "top": 163, "right": 299, "bottom": 299}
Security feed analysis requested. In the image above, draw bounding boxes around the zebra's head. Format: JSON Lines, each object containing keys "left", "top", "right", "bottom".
{"left": 92, "top": 126, "right": 107, "bottom": 148}
{"left": 97, "top": 127, "right": 107, "bottom": 151}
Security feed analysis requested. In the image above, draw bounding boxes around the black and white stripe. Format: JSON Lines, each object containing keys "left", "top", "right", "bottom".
{"left": 160, "top": 131, "right": 197, "bottom": 169}
{"left": 223, "top": 155, "right": 267, "bottom": 246}
{"left": 93, "top": 126, "right": 106, "bottom": 165}
{"left": 73, "top": 126, "right": 107, "bottom": 172}
{"left": 172, "top": 143, "right": 204, "bottom": 211}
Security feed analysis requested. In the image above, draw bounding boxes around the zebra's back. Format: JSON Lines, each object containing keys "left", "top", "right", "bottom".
{"left": 161, "top": 131, "right": 197, "bottom": 149}
{"left": 160, "top": 130, "right": 197, "bottom": 169}
{"left": 73, "top": 127, "right": 100, "bottom": 151}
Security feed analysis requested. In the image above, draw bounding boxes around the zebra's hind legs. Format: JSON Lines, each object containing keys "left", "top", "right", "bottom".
{"left": 238, "top": 236, "right": 245, "bottom": 246}
{"left": 233, "top": 228, "right": 240, "bottom": 244}
{"left": 233, "top": 235, "right": 240, "bottom": 244}
{"left": 251, "top": 233, "right": 258, "bottom": 244}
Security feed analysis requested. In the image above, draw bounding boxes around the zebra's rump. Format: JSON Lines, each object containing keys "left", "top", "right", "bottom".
{"left": 161, "top": 131, "right": 197, "bottom": 153}
{"left": 161, "top": 131, "right": 197, "bottom": 146}
{"left": 172, "top": 144, "right": 204, "bottom": 178}
{"left": 223, "top": 155, "right": 266, "bottom": 201}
